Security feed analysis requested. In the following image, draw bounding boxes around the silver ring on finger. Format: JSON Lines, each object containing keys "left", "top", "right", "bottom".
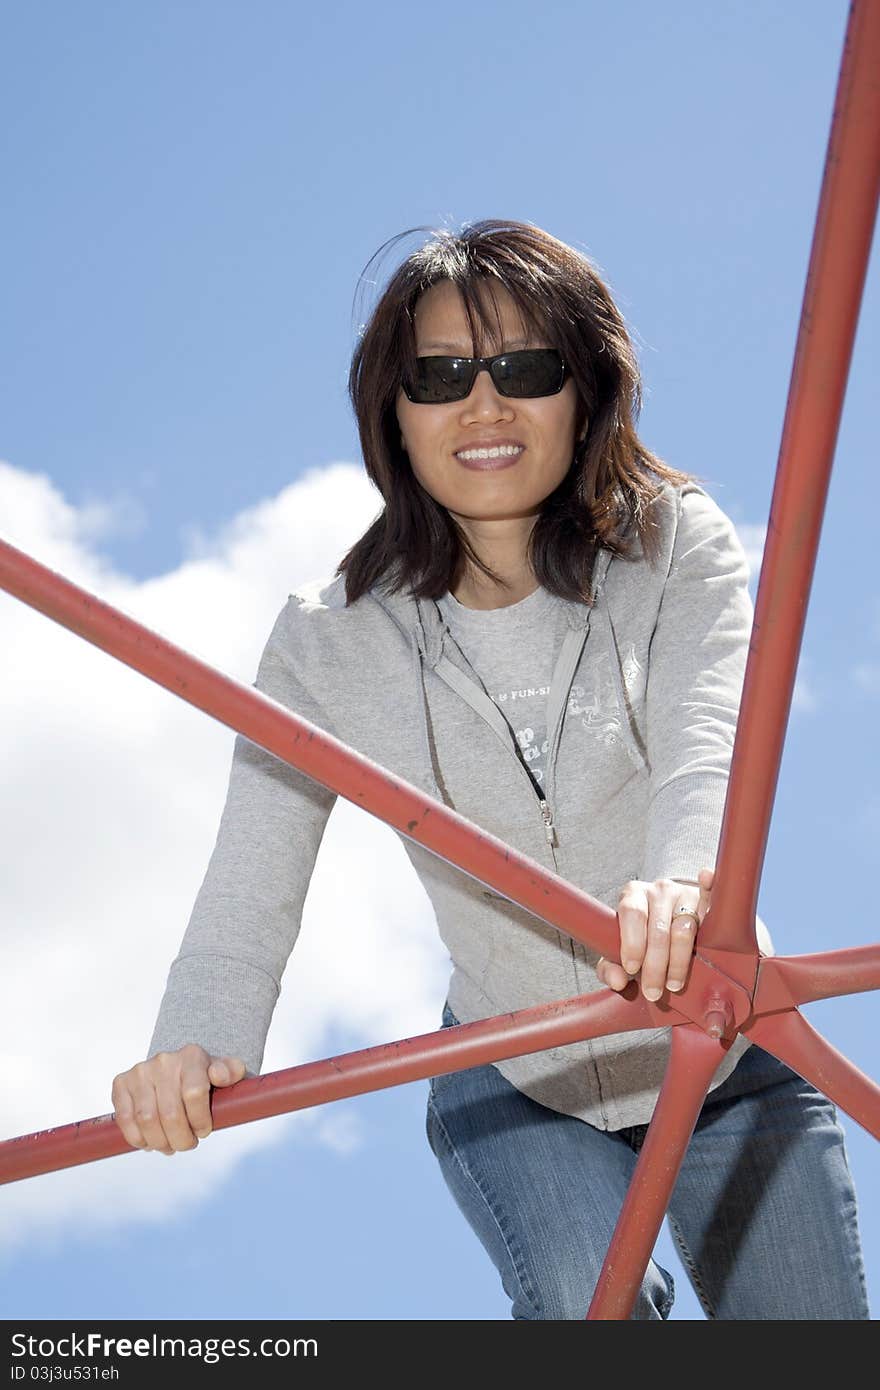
{"left": 672, "top": 906, "right": 699, "bottom": 922}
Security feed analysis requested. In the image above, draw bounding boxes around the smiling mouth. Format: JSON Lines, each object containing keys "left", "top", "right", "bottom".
{"left": 455, "top": 445, "right": 526, "bottom": 469}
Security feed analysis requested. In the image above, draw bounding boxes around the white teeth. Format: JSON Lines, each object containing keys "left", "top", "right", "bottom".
{"left": 457, "top": 445, "right": 523, "bottom": 461}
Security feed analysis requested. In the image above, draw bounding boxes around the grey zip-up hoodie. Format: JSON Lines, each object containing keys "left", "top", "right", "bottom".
{"left": 147, "top": 478, "right": 774, "bottom": 1130}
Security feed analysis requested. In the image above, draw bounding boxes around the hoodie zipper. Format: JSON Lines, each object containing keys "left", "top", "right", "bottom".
{"left": 539, "top": 799, "right": 557, "bottom": 851}
{"left": 430, "top": 612, "right": 595, "bottom": 873}
{"left": 410, "top": 557, "right": 613, "bottom": 873}
{"left": 510, "top": 745, "right": 559, "bottom": 857}
{"left": 504, "top": 756, "right": 560, "bottom": 871}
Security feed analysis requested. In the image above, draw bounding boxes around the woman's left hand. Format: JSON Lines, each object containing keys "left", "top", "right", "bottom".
{"left": 596, "top": 867, "right": 714, "bottom": 1001}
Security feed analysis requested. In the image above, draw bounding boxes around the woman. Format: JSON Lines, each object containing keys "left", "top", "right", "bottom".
{"left": 112, "top": 219, "right": 869, "bottom": 1320}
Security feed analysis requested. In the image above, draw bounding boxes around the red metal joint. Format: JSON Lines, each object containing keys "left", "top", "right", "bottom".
{"left": 702, "top": 994, "right": 735, "bottom": 1041}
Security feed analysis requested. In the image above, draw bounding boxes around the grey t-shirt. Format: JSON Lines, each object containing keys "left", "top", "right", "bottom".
{"left": 435, "top": 583, "right": 568, "bottom": 794}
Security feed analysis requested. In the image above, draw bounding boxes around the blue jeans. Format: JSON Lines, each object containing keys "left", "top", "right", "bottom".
{"left": 425, "top": 1001, "right": 870, "bottom": 1320}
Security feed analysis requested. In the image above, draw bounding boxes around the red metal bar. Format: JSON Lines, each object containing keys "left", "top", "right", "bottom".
{"left": 0, "top": 987, "right": 680, "bottom": 1185}
{"left": 697, "top": 0, "right": 880, "bottom": 964}
{"left": 744, "top": 1009, "right": 880, "bottom": 1140}
{"left": 586, "top": 1025, "right": 726, "bottom": 1319}
{"left": 755, "top": 945, "right": 880, "bottom": 1011}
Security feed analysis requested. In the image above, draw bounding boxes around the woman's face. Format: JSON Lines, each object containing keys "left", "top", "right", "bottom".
{"left": 395, "top": 280, "right": 587, "bottom": 531}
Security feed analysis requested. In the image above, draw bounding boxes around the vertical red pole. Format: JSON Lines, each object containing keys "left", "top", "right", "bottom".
{"left": 699, "top": 0, "right": 880, "bottom": 963}
{"left": 585, "top": 1026, "right": 726, "bottom": 1319}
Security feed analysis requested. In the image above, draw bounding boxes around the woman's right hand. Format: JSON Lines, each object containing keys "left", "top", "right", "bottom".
{"left": 596, "top": 868, "right": 714, "bottom": 999}
{"left": 111, "top": 1045, "right": 247, "bottom": 1155}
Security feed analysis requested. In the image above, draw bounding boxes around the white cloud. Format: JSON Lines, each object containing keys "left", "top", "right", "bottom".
{"left": 0, "top": 458, "right": 449, "bottom": 1255}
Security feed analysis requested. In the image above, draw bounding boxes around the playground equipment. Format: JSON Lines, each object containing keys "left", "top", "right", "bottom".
{"left": 1, "top": 0, "right": 878, "bottom": 1321}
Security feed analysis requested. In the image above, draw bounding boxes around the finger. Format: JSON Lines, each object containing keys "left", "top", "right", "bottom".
{"left": 129, "top": 1067, "right": 176, "bottom": 1155}
{"left": 183, "top": 1056, "right": 246, "bottom": 1140}
{"left": 208, "top": 1056, "right": 246, "bottom": 1088}
{"left": 111, "top": 1079, "right": 148, "bottom": 1152}
{"left": 641, "top": 882, "right": 674, "bottom": 1000}
{"left": 180, "top": 1061, "right": 215, "bottom": 1140}
{"left": 596, "top": 957, "right": 631, "bottom": 992}
{"left": 154, "top": 1073, "right": 199, "bottom": 1154}
{"left": 617, "top": 882, "right": 648, "bottom": 977}
{"left": 666, "top": 899, "right": 700, "bottom": 991}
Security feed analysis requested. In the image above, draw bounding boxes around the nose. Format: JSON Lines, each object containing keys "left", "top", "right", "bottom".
{"left": 460, "top": 360, "right": 513, "bottom": 416}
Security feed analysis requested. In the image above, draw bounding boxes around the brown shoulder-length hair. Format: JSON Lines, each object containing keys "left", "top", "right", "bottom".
{"left": 336, "top": 219, "right": 705, "bottom": 606}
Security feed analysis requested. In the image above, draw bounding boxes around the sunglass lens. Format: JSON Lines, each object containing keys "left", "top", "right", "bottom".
{"left": 410, "top": 357, "right": 474, "bottom": 403}
{"left": 493, "top": 350, "right": 565, "bottom": 396}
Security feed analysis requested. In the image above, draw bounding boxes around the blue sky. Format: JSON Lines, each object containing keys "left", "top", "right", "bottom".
{"left": 1, "top": 0, "right": 876, "bottom": 1321}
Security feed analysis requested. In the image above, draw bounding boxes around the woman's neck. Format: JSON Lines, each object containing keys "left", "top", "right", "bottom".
{"left": 451, "top": 566, "right": 540, "bottom": 611}
{"left": 452, "top": 517, "right": 538, "bottom": 610}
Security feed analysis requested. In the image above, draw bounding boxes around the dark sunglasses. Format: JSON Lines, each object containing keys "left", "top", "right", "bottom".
{"left": 402, "top": 348, "right": 570, "bottom": 404}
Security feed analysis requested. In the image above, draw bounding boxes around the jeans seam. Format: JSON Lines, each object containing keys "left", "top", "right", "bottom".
{"left": 666, "top": 1211, "right": 718, "bottom": 1319}
{"left": 834, "top": 1127, "right": 872, "bottom": 1318}
{"left": 426, "top": 1093, "right": 543, "bottom": 1318}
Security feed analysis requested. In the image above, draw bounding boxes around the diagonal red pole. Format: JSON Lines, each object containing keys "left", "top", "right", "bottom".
{"left": 586, "top": 1025, "right": 727, "bottom": 1319}
{"left": 0, "top": 987, "right": 676, "bottom": 1185}
{"left": 744, "top": 1010, "right": 880, "bottom": 1140}
{"left": 755, "top": 947, "right": 880, "bottom": 1010}
{"left": 694, "top": 0, "right": 880, "bottom": 969}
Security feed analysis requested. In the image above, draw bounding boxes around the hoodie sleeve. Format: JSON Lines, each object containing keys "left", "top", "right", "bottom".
{"left": 146, "top": 597, "right": 338, "bottom": 1077}
{"left": 640, "top": 483, "right": 753, "bottom": 890}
